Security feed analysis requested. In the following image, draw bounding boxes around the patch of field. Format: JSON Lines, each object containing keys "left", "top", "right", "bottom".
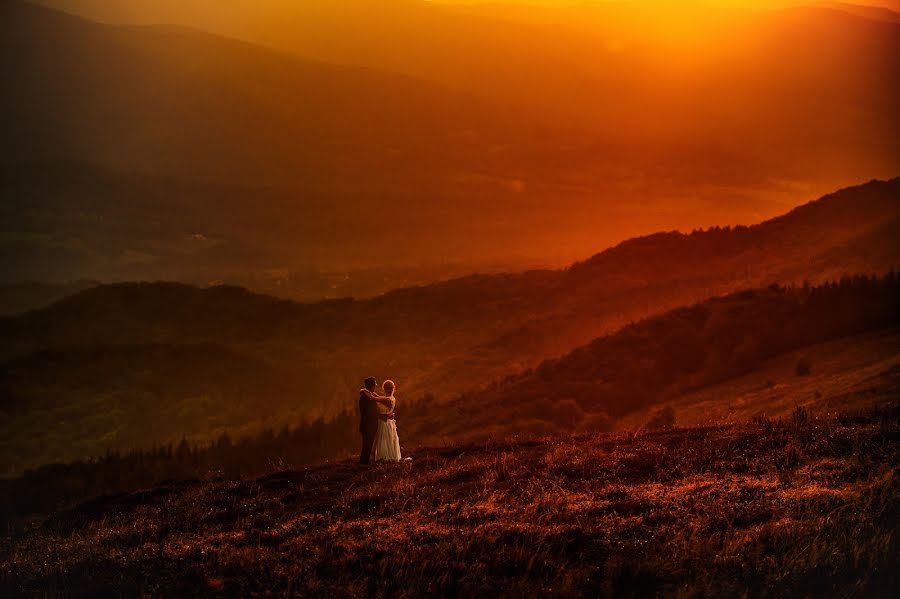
{"left": 1, "top": 404, "right": 897, "bottom": 596}
{"left": 618, "top": 328, "right": 900, "bottom": 431}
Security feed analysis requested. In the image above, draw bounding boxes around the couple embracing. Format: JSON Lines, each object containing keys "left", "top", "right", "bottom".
{"left": 358, "top": 376, "right": 402, "bottom": 464}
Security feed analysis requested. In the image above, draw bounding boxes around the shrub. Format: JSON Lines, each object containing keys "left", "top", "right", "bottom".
{"left": 790, "top": 405, "right": 810, "bottom": 428}
{"left": 577, "top": 411, "right": 612, "bottom": 433}
{"left": 646, "top": 405, "right": 676, "bottom": 430}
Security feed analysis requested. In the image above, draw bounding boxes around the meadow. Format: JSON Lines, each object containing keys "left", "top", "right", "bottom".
{"left": 2, "top": 403, "right": 897, "bottom": 596}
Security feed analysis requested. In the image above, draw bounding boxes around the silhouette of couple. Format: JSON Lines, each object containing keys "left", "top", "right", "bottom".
{"left": 358, "top": 376, "right": 402, "bottom": 464}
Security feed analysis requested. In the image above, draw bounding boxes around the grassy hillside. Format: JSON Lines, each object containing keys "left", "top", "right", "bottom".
{"left": 2, "top": 403, "right": 897, "bottom": 596}
{"left": 617, "top": 327, "right": 900, "bottom": 431}
{"left": 403, "top": 274, "right": 900, "bottom": 443}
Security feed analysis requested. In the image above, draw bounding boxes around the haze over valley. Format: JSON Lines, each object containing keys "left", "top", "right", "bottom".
{"left": 3, "top": 1, "right": 898, "bottom": 303}
{"left": 2, "top": 178, "right": 898, "bottom": 476}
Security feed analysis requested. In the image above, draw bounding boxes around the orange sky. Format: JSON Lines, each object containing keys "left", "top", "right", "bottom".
{"left": 439, "top": 0, "right": 899, "bottom": 6}
{"left": 22, "top": 0, "right": 900, "bottom": 268}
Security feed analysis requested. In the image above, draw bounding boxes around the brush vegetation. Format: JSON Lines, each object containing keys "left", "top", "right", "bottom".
{"left": 2, "top": 404, "right": 897, "bottom": 596}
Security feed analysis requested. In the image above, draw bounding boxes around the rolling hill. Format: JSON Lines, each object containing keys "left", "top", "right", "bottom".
{"left": 0, "top": 1, "right": 529, "bottom": 188}
{"left": 0, "top": 179, "right": 897, "bottom": 474}
{"left": 403, "top": 275, "right": 900, "bottom": 444}
{"left": 2, "top": 277, "right": 897, "bottom": 528}
{"left": 0, "top": 161, "right": 553, "bottom": 289}
{"left": 615, "top": 326, "right": 900, "bottom": 431}
{"left": 0, "top": 280, "right": 97, "bottom": 317}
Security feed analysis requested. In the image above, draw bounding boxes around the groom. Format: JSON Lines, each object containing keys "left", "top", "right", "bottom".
{"left": 358, "top": 376, "right": 380, "bottom": 465}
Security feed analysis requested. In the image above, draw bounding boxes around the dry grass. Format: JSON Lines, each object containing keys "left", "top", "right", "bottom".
{"left": 617, "top": 328, "right": 900, "bottom": 431}
{"left": 2, "top": 404, "right": 898, "bottom": 597}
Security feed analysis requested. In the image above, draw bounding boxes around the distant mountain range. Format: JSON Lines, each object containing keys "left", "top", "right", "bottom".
{"left": 0, "top": 178, "right": 897, "bottom": 474}
{"left": 28, "top": 1, "right": 900, "bottom": 158}
{"left": 3, "top": 0, "right": 898, "bottom": 283}
{"left": 2, "top": 1, "right": 520, "bottom": 187}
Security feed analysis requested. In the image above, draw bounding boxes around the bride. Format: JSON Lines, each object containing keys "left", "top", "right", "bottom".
{"left": 373, "top": 380, "right": 402, "bottom": 462}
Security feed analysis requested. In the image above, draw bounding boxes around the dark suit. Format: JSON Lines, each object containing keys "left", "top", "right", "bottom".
{"left": 358, "top": 390, "right": 379, "bottom": 464}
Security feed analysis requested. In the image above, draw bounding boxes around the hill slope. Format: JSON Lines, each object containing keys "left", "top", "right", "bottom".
{"left": 617, "top": 327, "right": 900, "bottom": 431}
{"left": 3, "top": 318, "right": 896, "bottom": 528}
{"left": 2, "top": 403, "right": 897, "bottom": 596}
{"left": 401, "top": 273, "right": 900, "bottom": 442}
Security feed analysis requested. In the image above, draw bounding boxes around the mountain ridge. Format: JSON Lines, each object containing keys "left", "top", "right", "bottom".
{"left": 6, "top": 177, "right": 898, "bottom": 353}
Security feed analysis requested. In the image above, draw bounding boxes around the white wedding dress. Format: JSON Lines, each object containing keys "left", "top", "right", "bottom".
{"left": 374, "top": 396, "right": 402, "bottom": 462}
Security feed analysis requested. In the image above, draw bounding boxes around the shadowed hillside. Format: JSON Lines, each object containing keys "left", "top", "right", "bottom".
{"left": 0, "top": 280, "right": 97, "bottom": 316}
{"left": 404, "top": 273, "right": 900, "bottom": 442}
{"left": 0, "top": 180, "right": 898, "bottom": 475}
{"left": 2, "top": 404, "right": 897, "bottom": 596}
{"left": 0, "top": 2, "right": 522, "bottom": 188}
{"left": 616, "top": 326, "right": 900, "bottom": 431}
